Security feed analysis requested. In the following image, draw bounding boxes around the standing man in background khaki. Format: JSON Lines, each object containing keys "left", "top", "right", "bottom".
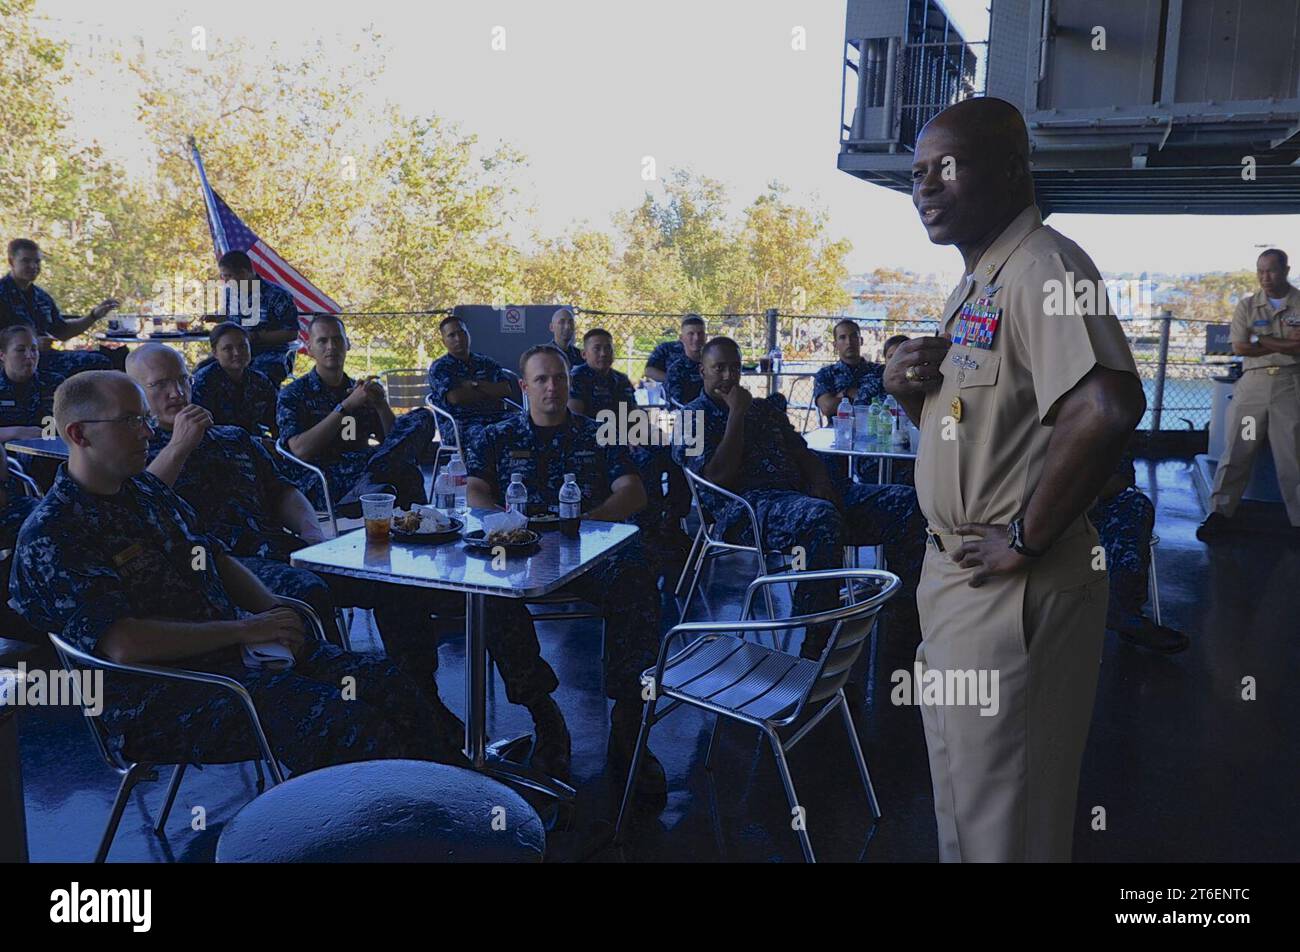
{"left": 1198, "top": 249, "right": 1300, "bottom": 540}
{"left": 885, "top": 98, "right": 1146, "bottom": 862}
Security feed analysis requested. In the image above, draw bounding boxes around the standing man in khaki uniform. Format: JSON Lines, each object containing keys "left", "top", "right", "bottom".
{"left": 1198, "top": 249, "right": 1300, "bottom": 539}
{"left": 884, "top": 98, "right": 1146, "bottom": 862}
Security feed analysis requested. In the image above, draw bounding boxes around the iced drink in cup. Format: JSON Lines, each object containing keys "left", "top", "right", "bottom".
{"left": 361, "top": 493, "right": 396, "bottom": 542}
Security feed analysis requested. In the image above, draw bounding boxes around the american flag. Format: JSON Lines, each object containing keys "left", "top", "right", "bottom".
{"left": 190, "top": 141, "right": 340, "bottom": 349}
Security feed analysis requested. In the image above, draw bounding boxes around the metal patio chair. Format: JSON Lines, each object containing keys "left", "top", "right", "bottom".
{"left": 675, "top": 467, "right": 792, "bottom": 624}
{"left": 48, "top": 595, "right": 327, "bottom": 863}
{"left": 1148, "top": 533, "right": 1162, "bottom": 625}
{"left": 274, "top": 437, "right": 338, "bottom": 540}
{"left": 615, "top": 568, "right": 900, "bottom": 862}
{"left": 380, "top": 368, "right": 431, "bottom": 412}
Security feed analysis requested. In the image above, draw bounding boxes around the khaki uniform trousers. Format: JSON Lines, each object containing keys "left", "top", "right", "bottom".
{"left": 1209, "top": 368, "right": 1300, "bottom": 525}
{"left": 915, "top": 524, "right": 1106, "bottom": 862}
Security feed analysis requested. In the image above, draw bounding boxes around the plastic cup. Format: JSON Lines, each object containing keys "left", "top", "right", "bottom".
{"left": 361, "top": 493, "right": 396, "bottom": 541}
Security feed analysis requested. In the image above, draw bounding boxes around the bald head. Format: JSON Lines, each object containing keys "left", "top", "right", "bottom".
{"left": 124, "top": 342, "right": 187, "bottom": 381}
{"left": 912, "top": 97, "right": 1035, "bottom": 250}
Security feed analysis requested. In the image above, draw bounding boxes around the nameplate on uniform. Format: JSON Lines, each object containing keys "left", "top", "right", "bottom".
{"left": 112, "top": 543, "right": 145, "bottom": 567}
{"left": 0, "top": 400, "right": 14, "bottom": 407}
{"left": 952, "top": 298, "right": 1001, "bottom": 350}
{"left": 508, "top": 450, "right": 532, "bottom": 459}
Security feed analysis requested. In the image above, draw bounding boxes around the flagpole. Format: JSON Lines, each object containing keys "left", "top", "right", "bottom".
{"left": 189, "top": 136, "right": 230, "bottom": 256}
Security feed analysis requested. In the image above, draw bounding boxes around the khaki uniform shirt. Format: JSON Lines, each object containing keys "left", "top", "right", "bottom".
{"left": 1230, "top": 287, "right": 1300, "bottom": 372}
{"left": 915, "top": 205, "right": 1138, "bottom": 573}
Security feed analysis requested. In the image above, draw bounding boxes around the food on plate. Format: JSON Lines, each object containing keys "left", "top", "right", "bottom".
{"left": 486, "top": 527, "right": 533, "bottom": 546}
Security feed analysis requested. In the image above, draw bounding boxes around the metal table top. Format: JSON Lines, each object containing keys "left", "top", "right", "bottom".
{"left": 291, "top": 510, "right": 639, "bottom": 599}
{"left": 4, "top": 437, "right": 69, "bottom": 460}
{"left": 804, "top": 426, "right": 916, "bottom": 460}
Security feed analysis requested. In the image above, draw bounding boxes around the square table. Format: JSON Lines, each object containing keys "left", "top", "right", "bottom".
{"left": 804, "top": 426, "right": 916, "bottom": 484}
{"left": 4, "top": 436, "right": 69, "bottom": 461}
{"left": 290, "top": 510, "right": 640, "bottom": 800}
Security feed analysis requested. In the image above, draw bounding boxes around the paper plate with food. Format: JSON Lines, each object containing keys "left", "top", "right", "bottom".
{"left": 391, "top": 505, "right": 463, "bottom": 543}
{"left": 463, "top": 509, "right": 540, "bottom": 554}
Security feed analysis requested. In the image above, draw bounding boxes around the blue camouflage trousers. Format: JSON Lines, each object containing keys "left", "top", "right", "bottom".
{"left": 481, "top": 540, "right": 661, "bottom": 705}
{"left": 114, "top": 641, "right": 459, "bottom": 772}
{"left": 289, "top": 408, "right": 435, "bottom": 513}
{"left": 238, "top": 554, "right": 463, "bottom": 701}
{"left": 1089, "top": 486, "right": 1154, "bottom": 632}
{"left": 724, "top": 483, "right": 926, "bottom": 655}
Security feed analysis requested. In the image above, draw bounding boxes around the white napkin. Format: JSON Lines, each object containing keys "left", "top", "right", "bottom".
{"left": 241, "top": 641, "right": 295, "bottom": 670}
{"left": 414, "top": 505, "right": 452, "bottom": 531}
{"left": 481, "top": 509, "right": 528, "bottom": 536}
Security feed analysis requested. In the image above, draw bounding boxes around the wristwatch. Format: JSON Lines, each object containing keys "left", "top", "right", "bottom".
{"left": 1007, "top": 517, "right": 1046, "bottom": 558}
{"left": 332, "top": 402, "right": 346, "bottom": 415}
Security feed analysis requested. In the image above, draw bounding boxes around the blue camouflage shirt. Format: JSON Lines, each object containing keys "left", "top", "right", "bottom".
{"left": 277, "top": 368, "right": 383, "bottom": 466}
{"left": 674, "top": 391, "right": 808, "bottom": 522}
{"left": 223, "top": 279, "right": 299, "bottom": 359}
{"left": 646, "top": 340, "right": 685, "bottom": 373}
{"left": 8, "top": 467, "right": 238, "bottom": 658}
{"left": 426, "top": 351, "right": 512, "bottom": 440}
{"left": 0, "top": 274, "right": 68, "bottom": 336}
{"left": 466, "top": 410, "right": 637, "bottom": 515}
{"left": 665, "top": 356, "right": 703, "bottom": 405}
{"left": 547, "top": 341, "right": 584, "bottom": 369}
{"left": 148, "top": 424, "right": 299, "bottom": 558}
{"left": 190, "top": 361, "right": 278, "bottom": 435}
{"left": 811, "top": 360, "right": 887, "bottom": 419}
{"left": 569, "top": 364, "right": 635, "bottom": 417}
{"left": 0, "top": 368, "right": 63, "bottom": 428}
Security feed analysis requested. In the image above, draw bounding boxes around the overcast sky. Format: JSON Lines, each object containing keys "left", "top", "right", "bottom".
{"left": 38, "top": 0, "right": 1294, "bottom": 281}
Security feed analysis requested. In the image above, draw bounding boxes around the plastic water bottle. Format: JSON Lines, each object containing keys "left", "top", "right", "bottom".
{"left": 505, "top": 472, "right": 528, "bottom": 514}
{"left": 877, "top": 399, "right": 894, "bottom": 444}
{"left": 433, "top": 470, "right": 455, "bottom": 514}
{"left": 558, "top": 472, "right": 582, "bottom": 538}
{"left": 835, "top": 397, "right": 854, "bottom": 448}
{"left": 447, "top": 453, "right": 468, "bottom": 514}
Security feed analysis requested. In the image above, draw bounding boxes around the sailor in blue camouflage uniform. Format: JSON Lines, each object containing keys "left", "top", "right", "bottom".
{"left": 190, "top": 322, "right": 278, "bottom": 436}
{"left": 126, "top": 343, "right": 467, "bottom": 735}
{"left": 0, "top": 239, "right": 115, "bottom": 377}
{"left": 427, "top": 315, "right": 517, "bottom": 449}
{"left": 8, "top": 370, "right": 467, "bottom": 772}
{"left": 0, "top": 447, "right": 43, "bottom": 645}
{"left": 0, "top": 325, "right": 63, "bottom": 435}
{"left": 215, "top": 251, "right": 300, "bottom": 386}
{"left": 678, "top": 337, "right": 925, "bottom": 651}
{"left": 277, "top": 315, "right": 434, "bottom": 515}
{"left": 546, "top": 306, "right": 584, "bottom": 368}
{"left": 642, "top": 314, "right": 706, "bottom": 386}
{"left": 466, "top": 345, "right": 667, "bottom": 805}
{"left": 1088, "top": 453, "right": 1188, "bottom": 653}
{"left": 811, "top": 322, "right": 905, "bottom": 486}
{"left": 570, "top": 328, "right": 693, "bottom": 566}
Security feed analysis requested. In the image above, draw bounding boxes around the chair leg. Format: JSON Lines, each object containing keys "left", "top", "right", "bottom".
{"left": 680, "top": 542, "right": 710, "bottom": 618}
{"left": 674, "top": 525, "right": 704, "bottom": 596}
{"left": 334, "top": 608, "right": 352, "bottom": 650}
{"left": 838, "top": 693, "right": 881, "bottom": 819}
{"left": 704, "top": 714, "right": 723, "bottom": 771}
{"left": 96, "top": 763, "right": 152, "bottom": 863}
{"left": 613, "top": 699, "right": 657, "bottom": 845}
{"left": 154, "top": 763, "right": 187, "bottom": 835}
{"left": 1148, "top": 550, "right": 1161, "bottom": 626}
{"left": 254, "top": 759, "right": 266, "bottom": 792}
{"left": 766, "top": 729, "right": 815, "bottom": 863}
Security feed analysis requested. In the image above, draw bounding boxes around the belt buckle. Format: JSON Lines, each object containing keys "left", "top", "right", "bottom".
{"left": 1268, "top": 366, "right": 1280, "bottom": 375}
{"left": 927, "top": 530, "right": 946, "bottom": 552}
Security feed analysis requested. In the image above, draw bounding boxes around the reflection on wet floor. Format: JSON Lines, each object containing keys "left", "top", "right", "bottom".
{"left": 15, "top": 459, "right": 1300, "bottom": 862}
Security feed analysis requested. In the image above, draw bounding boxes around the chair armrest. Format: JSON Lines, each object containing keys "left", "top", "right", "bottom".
{"left": 272, "top": 595, "right": 328, "bottom": 643}
{"left": 274, "top": 437, "right": 336, "bottom": 536}
{"left": 681, "top": 467, "right": 763, "bottom": 549}
{"left": 6, "top": 459, "right": 41, "bottom": 498}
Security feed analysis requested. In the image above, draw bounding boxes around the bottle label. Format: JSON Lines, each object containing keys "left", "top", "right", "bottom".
{"left": 560, "top": 501, "right": 580, "bottom": 519}
{"left": 435, "top": 491, "right": 455, "bottom": 510}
